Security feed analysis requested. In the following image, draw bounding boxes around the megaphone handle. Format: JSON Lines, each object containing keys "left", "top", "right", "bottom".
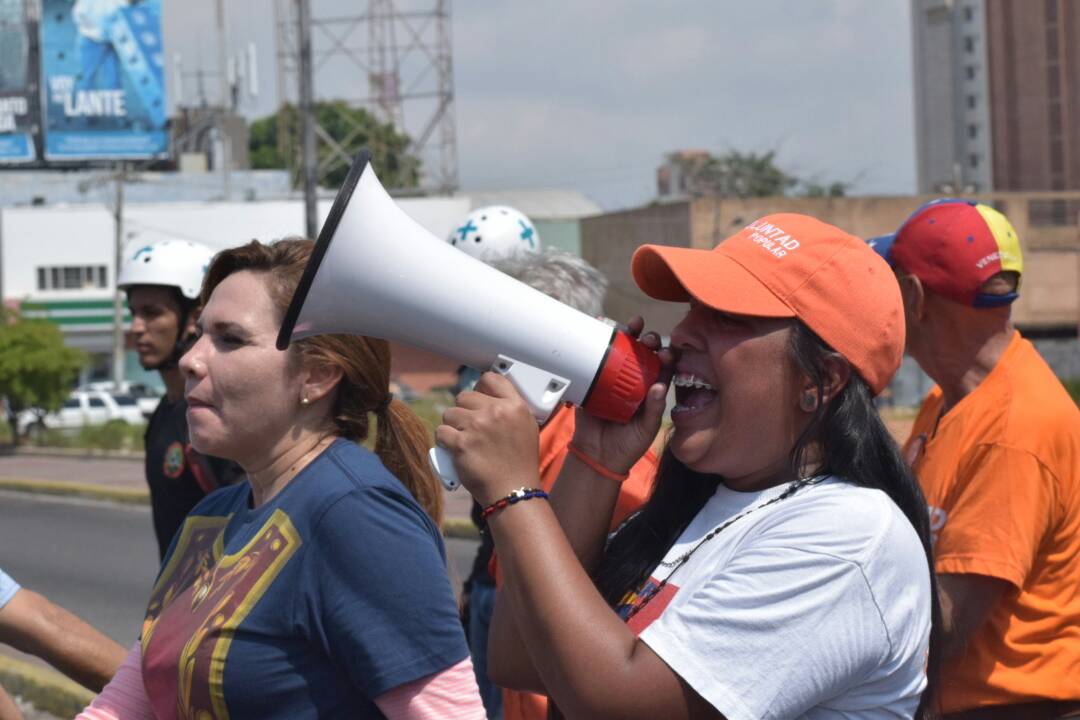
{"left": 429, "top": 446, "right": 461, "bottom": 491}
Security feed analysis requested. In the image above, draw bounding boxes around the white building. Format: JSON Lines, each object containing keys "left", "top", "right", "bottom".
{"left": 1, "top": 196, "right": 470, "bottom": 385}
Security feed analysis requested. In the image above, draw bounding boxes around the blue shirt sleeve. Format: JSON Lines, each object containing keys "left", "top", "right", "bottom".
{"left": 302, "top": 485, "right": 469, "bottom": 700}
{"left": 0, "top": 567, "right": 21, "bottom": 609}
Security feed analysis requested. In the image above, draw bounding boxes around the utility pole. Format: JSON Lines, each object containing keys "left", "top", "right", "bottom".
{"left": 216, "top": 0, "right": 232, "bottom": 199}
{"left": 297, "top": 0, "right": 318, "bottom": 239}
{"left": 111, "top": 164, "right": 126, "bottom": 387}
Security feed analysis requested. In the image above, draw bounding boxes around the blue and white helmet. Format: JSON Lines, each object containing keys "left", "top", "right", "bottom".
{"left": 447, "top": 205, "right": 541, "bottom": 263}
{"left": 117, "top": 240, "right": 215, "bottom": 300}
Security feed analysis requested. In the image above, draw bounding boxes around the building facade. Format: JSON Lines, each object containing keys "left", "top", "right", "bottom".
{"left": 913, "top": 0, "right": 1080, "bottom": 203}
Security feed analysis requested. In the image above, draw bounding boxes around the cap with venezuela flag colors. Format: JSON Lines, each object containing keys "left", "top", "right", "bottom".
{"left": 869, "top": 199, "right": 1024, "bottom": 308}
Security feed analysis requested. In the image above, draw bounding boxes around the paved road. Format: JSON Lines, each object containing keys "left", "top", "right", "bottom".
{"left": 0, "top": 492, "right": 479, "bottom": 647}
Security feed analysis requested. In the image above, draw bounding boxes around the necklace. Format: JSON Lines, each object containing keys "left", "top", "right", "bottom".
{"left": 623, "top": 475, "right": 826, "bottom": 621}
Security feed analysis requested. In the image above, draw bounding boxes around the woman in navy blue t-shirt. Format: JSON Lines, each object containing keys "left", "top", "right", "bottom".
{"left": 79, "top": 239, "right": 484, "bottom": 720}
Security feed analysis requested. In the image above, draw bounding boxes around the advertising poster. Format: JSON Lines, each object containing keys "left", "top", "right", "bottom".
{"left": 0, "top": 0, "right": 37, "bottom": 163}
{"left": 40, "top": 0, "right": 167, "bottom": 160}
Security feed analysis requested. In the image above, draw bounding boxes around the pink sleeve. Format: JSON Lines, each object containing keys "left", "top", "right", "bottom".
{"left": 76, "top": 642, "right": 154, "bottom": 720}
{"left": 374, "top": 657, "right": 487, "bottom": 720}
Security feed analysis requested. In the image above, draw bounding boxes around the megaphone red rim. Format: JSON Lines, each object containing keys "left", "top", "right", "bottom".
{"left": 276, "top": 150, "right": 373, "bottom": 351}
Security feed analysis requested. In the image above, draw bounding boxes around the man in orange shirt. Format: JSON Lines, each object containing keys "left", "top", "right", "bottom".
{"left": 873, "top": 200, "right": 1080, "bottom": 719}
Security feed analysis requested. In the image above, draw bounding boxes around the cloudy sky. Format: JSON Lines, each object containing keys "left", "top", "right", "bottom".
{"left": 164, "top": 1, "right": 915, "bottom": 209}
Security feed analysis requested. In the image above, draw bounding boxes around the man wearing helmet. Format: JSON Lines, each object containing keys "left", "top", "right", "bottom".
{"left": 118, "top": 240, "right": 240, "bottom": 559}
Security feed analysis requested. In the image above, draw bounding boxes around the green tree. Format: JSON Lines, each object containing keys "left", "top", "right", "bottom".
{"left": 800, "top": 180, "right": 850, "bottom": 198}
{"left": 0, "top": 311, "right": 86, "bottom": 444}
{"left": 671, "top": 150, "right": 849, "bottom": 199}
{"left": 676, "top": 150, "right": 797, "bottom": 198}
{"left": 249, "top": 101, "right": 421, "bottom": 189}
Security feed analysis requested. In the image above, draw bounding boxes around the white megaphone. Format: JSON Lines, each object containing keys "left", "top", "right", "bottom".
{"left": 277, "top": 151, "right": 660, "bottom": 490}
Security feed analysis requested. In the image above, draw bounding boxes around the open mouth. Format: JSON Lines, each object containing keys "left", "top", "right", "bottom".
{"left": 671, "top": 372, "right": 718, "bottom": 414}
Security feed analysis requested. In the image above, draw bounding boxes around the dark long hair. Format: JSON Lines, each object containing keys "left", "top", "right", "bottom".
{"left": 593, "top": 320, "right": 941, "bottom": 718}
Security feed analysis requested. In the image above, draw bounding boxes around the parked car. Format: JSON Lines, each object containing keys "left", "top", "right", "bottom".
{"left": 18, "top": 390, "right": 147, "bottom": 436}
{"left": 82, "top": 381, "right": 163, "bottom": 418}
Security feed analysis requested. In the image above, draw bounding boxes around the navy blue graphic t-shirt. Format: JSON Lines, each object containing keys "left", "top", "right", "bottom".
{"left": 140, "top": 438, "right": 467, "bottom": 719}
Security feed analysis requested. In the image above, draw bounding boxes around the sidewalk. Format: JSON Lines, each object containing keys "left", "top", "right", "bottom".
{"left": 0, "top": 449, "right": 478, "bottom": 536}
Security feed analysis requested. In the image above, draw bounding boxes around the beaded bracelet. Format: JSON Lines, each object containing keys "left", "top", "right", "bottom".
{"left": 566, "top": 443, "right": 630, "bottom": 483}
{"left": 480, "top": 487, "right": 548, "bottom": 520}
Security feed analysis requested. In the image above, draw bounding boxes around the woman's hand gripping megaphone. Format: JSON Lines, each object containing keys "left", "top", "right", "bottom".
{"left": 435, "top": 317, "right": 673, "bottom": 503}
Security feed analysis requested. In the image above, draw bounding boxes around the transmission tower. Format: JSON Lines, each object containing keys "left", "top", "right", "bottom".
{"left": 275, "top": 0, "right": 458, "bottom": 194}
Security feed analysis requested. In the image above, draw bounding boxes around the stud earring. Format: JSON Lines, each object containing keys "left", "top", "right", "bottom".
{"left": 300, "top": 396, "right": 311, "bottom": 406}
{"left": 800, "top": 393, "right": 818, "bottom": 412}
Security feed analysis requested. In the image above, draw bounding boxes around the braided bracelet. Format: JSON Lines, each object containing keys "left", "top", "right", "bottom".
{"left": 566, "top": 443, "right": 630, "bottom": 483}
{"left": 480, "top": 487, "right": 548, "bottom": 520}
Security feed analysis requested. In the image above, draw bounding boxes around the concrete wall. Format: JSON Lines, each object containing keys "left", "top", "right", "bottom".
{"left": 581, "top": 202, "right": 691, "bottom": 333}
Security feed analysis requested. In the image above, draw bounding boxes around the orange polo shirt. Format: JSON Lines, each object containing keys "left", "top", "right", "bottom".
{"left": 904, "top": 332, "right": 1080, "bottom": 712}
{"left": 502, "top": 405, "right": 659, "bottom": 720}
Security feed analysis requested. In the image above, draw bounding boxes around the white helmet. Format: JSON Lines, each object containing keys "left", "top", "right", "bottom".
{"left": 117, "top": 240, "right": 215, "bottom": 300}
{"left": 447, "top": 205, "right": 541, "bottom": 263}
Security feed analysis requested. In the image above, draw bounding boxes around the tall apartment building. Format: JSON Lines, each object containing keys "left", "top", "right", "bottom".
{"left": 912, "top": 0, "right": 1080, "bottom": 202}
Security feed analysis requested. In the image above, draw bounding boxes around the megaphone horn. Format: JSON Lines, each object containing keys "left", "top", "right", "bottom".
{"left": 278, "top": 151, "right": 660, "bottom": 489}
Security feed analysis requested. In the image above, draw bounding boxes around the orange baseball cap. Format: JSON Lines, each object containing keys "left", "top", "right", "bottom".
{"left": 632, "top": 213, "right": 904, "bottom": 395}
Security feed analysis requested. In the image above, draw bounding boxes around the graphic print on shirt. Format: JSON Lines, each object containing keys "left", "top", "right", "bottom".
{"left": 928, "top": 505, "right": 947, "bottom": 547}
{"left": 163, "top": 440, "right": 186, "bottom": 479}
{"left": 143, "top": 510, "right": 302, "bottom": 720}
{"left": 615, "top": 577, "right": 680, "bottom": 635}
{"left": 143, "top": 516, "right": 229, "bottom": 645}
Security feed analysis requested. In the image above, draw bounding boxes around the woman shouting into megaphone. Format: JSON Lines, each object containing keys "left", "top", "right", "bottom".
{"left": 437, "top": 214, "right": 940, "bottom": 720}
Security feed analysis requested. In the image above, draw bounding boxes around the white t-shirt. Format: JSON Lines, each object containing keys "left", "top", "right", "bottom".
{"left": 619, "top": 477, "right": 930, "bottom": 720}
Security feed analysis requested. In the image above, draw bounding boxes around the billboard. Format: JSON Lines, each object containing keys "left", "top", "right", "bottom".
{"left": 0, "top": 0, "right": 36, "bottom": 163}
{"left": 40, "top": 0, "right": 167, "bottom": 160}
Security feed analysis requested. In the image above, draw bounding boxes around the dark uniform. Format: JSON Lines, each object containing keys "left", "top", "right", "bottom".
{"left": 144, "top": 397, "right": 240, "bottom": 559}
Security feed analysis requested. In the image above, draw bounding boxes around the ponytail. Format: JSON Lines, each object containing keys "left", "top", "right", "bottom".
{"left": 373, "top": 399, "right": 444, "bottom": 526}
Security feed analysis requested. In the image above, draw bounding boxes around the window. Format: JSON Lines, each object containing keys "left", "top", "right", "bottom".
{"left": 965, "top": 65, "right": 976, "bottom": 80}
{"left": 963, "top": 6, "right": 974, "bottom": 21}
{"left": 969, "top": 153, "right": 979, "bottom": 168}
{"left": 35, "top": 265, "right": 108, "bottom": 291}
{"left": 112, "top": 395, "right": 137, "bottom": 406}
{"left": 964, "top": 36, "right": 975, "bottom": 53}
{"left": 1028, "top": 199, "right": 1080, "bottom": 227}
{"left": 1047, "top": 64, "right": 1061, "bottom": 99}
{"left": 968, "top": 124, "right": 978, "bottom": 139}
{"left": 63, "top": 398, "right": 80, "bottom": 410}
{"left": 88, "top": 397, "right": 106, "bottom": 408}
{"left": 967, "top": 94, "right": 977, "bottom": 109}
{"left": 1045, "top": 0, "right": 1058, "bottom": 24}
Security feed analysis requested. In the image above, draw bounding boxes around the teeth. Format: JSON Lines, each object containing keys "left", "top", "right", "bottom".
{"left": 673, "top": 374, "right": 715, "bottom": 391}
